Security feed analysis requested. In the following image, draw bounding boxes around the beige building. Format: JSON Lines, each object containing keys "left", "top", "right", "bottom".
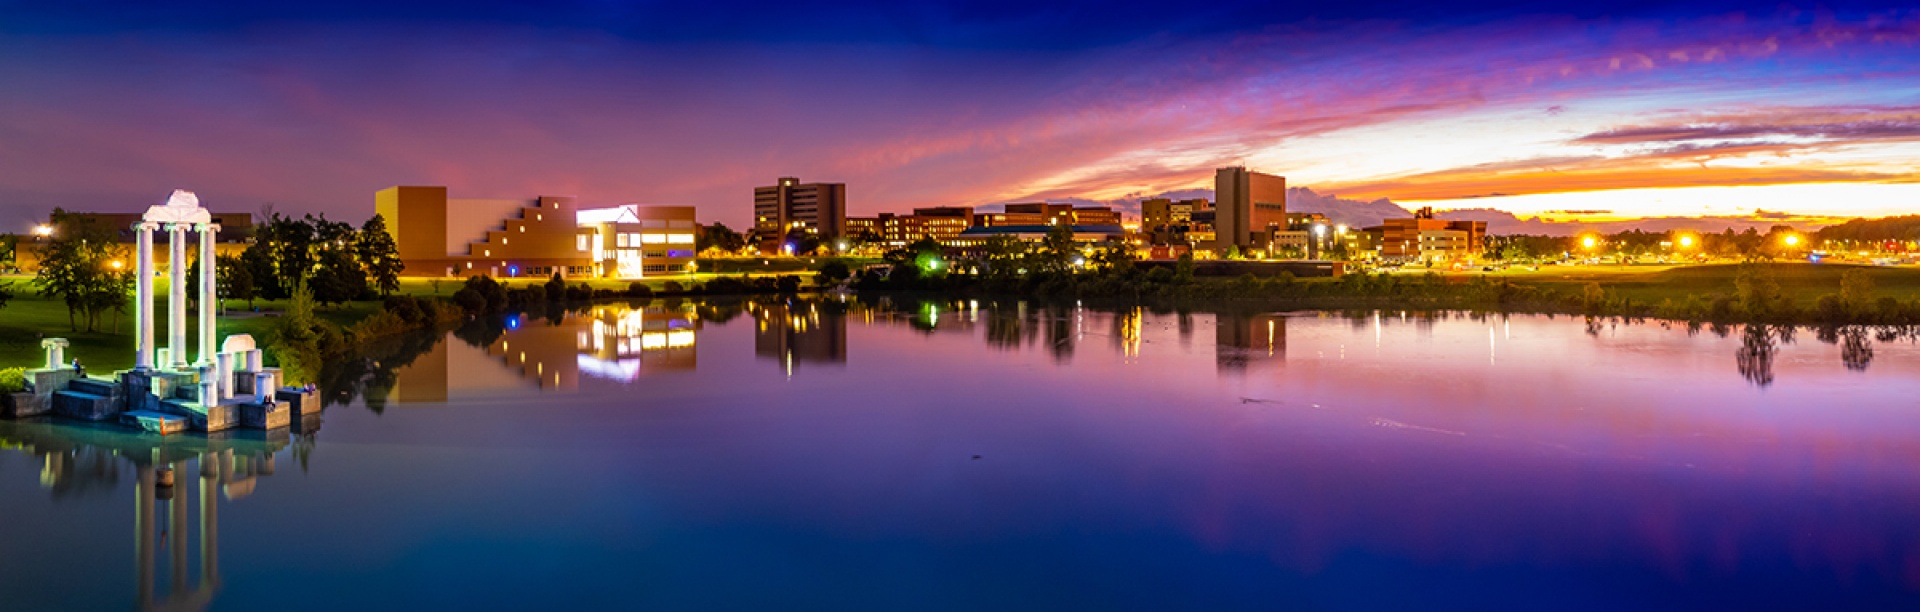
{"left": 375, "top": 186, "right": 697, "bottom": 279}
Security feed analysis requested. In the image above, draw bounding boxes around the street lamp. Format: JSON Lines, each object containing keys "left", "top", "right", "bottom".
{"left": 1783, "top": 234, "right": 1801, "bottom": 247}
{"left": 33, "top": 224, "right": 52, "bottom": 238}
{"left": 1677, "top": 235, "right": 1695, "bottom": 248}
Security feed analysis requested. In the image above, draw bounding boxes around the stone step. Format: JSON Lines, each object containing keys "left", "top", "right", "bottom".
{"left": 120, "top": 410, "right": 187, "bottom": 435}
{"left": 156, "top": 399, "right": 238, "bottom": 432}
{"left": 67, "top": 377, "right": 119, "bottom": 397}
{"left": 52, "top": 390, "right": 121, "bottom": 421}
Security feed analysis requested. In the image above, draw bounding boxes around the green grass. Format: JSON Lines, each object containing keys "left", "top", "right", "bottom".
{"left": 1428, "top": 262, "right": 1920, "bottom": 307}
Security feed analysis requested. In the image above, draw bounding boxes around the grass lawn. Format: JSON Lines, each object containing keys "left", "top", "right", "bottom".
{"left": 1419, "top": 262, "right": 1920, "bottom": 307}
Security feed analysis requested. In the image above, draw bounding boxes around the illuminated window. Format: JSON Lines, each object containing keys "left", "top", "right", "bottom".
{"left": 484, "top": 249, "right": 491, "bottom": 257}
{"left": 519, "top": 226, "right": 526, "bottom": 232}
{"left": 577, "top": 235, "right": 587, "bottom": 251}
{"left": 502, "top": 237, "right": 508, "bottom": 245}
{"left": 667, "top": 233, "right": 694, "bottom": 244}
{"left": 617, "top": 234, "right": 629, "bottom": 247}
{"left": 642, "top": 233, "right": 668, "bottom": 244}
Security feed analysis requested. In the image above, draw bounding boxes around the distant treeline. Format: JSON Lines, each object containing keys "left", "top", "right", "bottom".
{"left": 1815, "top": 215, "right": 1920, "bottom": 243}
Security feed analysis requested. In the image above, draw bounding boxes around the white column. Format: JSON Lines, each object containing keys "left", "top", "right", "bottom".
{"left": 135, "top": 223, "right": 155, "bottom": 370}
{"left": 168, "top": 223, "right": 188, "bottom": 370}
{"left": 198, "top": 223, "right": 218, "bottom": 365}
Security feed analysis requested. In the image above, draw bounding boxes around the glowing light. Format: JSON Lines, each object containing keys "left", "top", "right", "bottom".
{"left": 110, "top": 260, "right": 123, "bottom": 269}
{"left": 1581, "top": 236, "right": 1597, "bottom": 249}
{"left": 1784, "top": 235, "right": 1802, "bottom": 247}
{"left": 33, "top": 224, "right": 52, "bottom": 237}
{"left": 1677, "top": 235, "right": 1695, "bottom": 248}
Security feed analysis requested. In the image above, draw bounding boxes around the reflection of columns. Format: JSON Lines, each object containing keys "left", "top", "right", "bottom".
{"left": 198, "top": 223, "right": 218, "bottom": 365}
{"left": 199, "top": 453, "right": 221, "bottom": 590}
{"left": 170, "top": 469, "right": 188, "bottom": 596}
{"left": 136, "top": 466, "right": 156, "bottom": 609}
{"left": 135, "top": 223, "right": 156, "bottom": 370}
{"left": 168, "top": 223, "right": 188, "bottom": 370}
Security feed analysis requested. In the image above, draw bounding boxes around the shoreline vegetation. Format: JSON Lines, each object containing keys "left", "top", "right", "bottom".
{"left": 5, "top": 260, "right": 1920, "bottom": 389}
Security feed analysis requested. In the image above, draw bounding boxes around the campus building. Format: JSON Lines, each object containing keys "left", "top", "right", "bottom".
{"left": 845, "top": 206, "right": 976, "bottom": 247}
{"left": 978, "top": 202, "right": 1123, "bottom": 228}
{"left": 753, "top": 177, "right": 846, "bottom": 243}
{"left": 1378, "top": 207, "right": 1487, "bottom": 262}
{"left": 1212, "top": 167, "right": 1288, "bottom": 252}
{"left": 375, "top": 186, "right": 697, "bottom": 279}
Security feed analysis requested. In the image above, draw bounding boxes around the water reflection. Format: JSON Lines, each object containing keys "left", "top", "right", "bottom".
{"left": 0, "top": 420, "right": 292, "bottom": 611}
{"left": 359, "top": 300, "right": 1920, "bottom": 398}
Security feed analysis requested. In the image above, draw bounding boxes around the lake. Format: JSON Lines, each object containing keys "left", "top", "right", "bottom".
{"left": 4, "top": 297, "right": 1920, "bottom": 610}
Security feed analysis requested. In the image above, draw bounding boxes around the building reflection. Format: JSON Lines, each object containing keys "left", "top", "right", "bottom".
{"left": 390, "top": 302, "right": 703, "bottom": 403}
{"left": 1215, "top": 312, "right": 1287, "bottom": 373}
{"left": 752, "top": 300, "right": 847, "bottom": 375}
{"left": 0, "top": 419, "right": 292, "bottom": 611}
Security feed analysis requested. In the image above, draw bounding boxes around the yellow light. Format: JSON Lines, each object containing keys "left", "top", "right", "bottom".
{"left": 1581, "top": 236, "right": 1597, "bottom": 248}
{"left": 1677, "top": 236, "right": 1694, "bottom": 248}
{"left": 33, "top": 224, "right": 52, "bottom": 236}
{"left": 110, "top": 260, "right": 123, "bottom": 269}
{"left": 1784, "top": 235, "right": 1801, "bottom": 247}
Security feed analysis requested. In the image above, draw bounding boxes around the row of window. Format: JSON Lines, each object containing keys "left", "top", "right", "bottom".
{"left": 613, "top": 232, "right": 695, "bottom": 247}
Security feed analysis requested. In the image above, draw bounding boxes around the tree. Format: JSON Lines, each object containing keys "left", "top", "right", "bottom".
{"left": 0, "top": 281, "right": 13, "bottom": 311}
{"left": 0, "top": 233, "right": 16, "bottom": 265}
{"left": 308, "top": 248, "right": 367, "bottom": 307}
{"left": 1037, "top": 223, "right": 1078, "bottom": 273}
{"left": 357, "top": 213, "right": 403, "bottom": 297}
{"left": 698, "top": 223, "right": 747, "bottom": 254}
{"left": 31, "top": 209, "right": 133, "bottom": 332}
{"left": 216, "top": 254, "right": 255, "bottom": 309}
{"left": 816, "top": 260, "right": 852, "bottom": 283}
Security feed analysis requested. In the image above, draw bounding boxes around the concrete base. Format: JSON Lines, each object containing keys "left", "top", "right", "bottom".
{"left": 275, "top": 386, "right": 319, "bottom": 415}
{"left": 157, "top": 399, "right": 238, "bottom": 432}
{"left": 53, "top": 390, "right": 120, "bottom": 421}
{"left": 1, "top": 391, "right": 48, "bottom": 418}
{"left": 239, "top": 401, "right": 291, "bottom": 430}
{"left": 121, "top": 410, "right": 188, "bottom": 435}
{"left": 25, "top": 367, "right": 77, "bottom": 405}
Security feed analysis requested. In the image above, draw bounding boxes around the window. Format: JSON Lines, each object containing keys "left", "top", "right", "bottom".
{"left": 627, "top": 232, "right": 642, "bottom": 245}
{"left": 643, "top": 251, "right": 666, "bottom": 258}
{"left": 617, "top": 234, "right": 629, "bottom": 247}
{"left": 577, "top": 235, "right": 588, "bottom": 251}
{"left": 519, "top": 226, "right": 525, "bottom": 232}
{"left": 667, "top": 233, "right": 694, "bottom": 244}
{"left": 502, "top": 237, "right": 508, "bottom": 245}
{"left": 484, "top": 249, "right": 491, "bottom": 257}
{"left": 642, "top": 233, "right": 668, "bottom": 244}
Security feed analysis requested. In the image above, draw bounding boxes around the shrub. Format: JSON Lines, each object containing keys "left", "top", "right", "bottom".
{"left": 776, "top": 275, "right": 802, "bottom": 293}
{"left": 663, "top": 281, "right": 685, "bottom": 294}
{"left": 817, "top": 260, "right": 852, "bottom": 283}
{"left": 627, "top": 282, "right": 654, "bottom": 298}
{"left": 0, "top": 367, "right": 25, "bottom": 394}
{"left": 383, "top": 295, "right": 424, "bottom": 324}
{"left": 452, "top": 288, "right": 486, "bottom": 314}
{"left": 566, "top": 284, "right": 591, "bottom": 301}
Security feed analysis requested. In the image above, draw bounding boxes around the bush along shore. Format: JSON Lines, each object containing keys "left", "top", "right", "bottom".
{"left": 848, "top": 253, "right": 1920, "bottom": 328}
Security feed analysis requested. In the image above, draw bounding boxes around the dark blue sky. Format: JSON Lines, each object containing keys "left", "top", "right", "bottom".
{"left": 2, "top": 1, "right": 1917, "bottom": 227}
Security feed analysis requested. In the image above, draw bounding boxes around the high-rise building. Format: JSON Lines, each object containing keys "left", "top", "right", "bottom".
{"left": 1212, "top": 168, "right": 1287, "bottom": 251}
{"left": 753, "top": 177, "right": 846, "bottom": 242}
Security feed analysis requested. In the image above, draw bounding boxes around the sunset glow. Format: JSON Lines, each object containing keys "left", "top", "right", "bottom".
{"left": 2, "top": 2, "right": 1917, "bottom": 230}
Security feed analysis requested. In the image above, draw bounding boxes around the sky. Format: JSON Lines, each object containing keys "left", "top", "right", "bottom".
{"left": 1, "top": 0, "right": 1917, "bottom": 232}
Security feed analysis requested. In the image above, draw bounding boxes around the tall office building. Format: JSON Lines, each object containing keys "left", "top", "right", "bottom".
{"left": 1212, "top": 168, "right": 1287, "bottom": 251}
{"left": 753, "top": 177, "right": 846, "bottom": 241}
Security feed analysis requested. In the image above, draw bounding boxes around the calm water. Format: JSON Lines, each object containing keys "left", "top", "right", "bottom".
{"left": 5, "top": 298, "right": 1920, "bottom": 610}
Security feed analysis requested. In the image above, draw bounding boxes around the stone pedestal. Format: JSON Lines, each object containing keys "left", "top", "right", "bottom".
{"left": 25, "top": 368, "right": 77, "bottom": 402}
{"left": 238, "top": 402, "right": 290, "bottom": 430}
{"left": 275, "top": 386, "right": 319, "bottom": 415}
{"left": 157, "top": 399, "right": 238, "bottom": 432}
{"left": 1, "top": 392, "right": 47, "bottom": 418}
